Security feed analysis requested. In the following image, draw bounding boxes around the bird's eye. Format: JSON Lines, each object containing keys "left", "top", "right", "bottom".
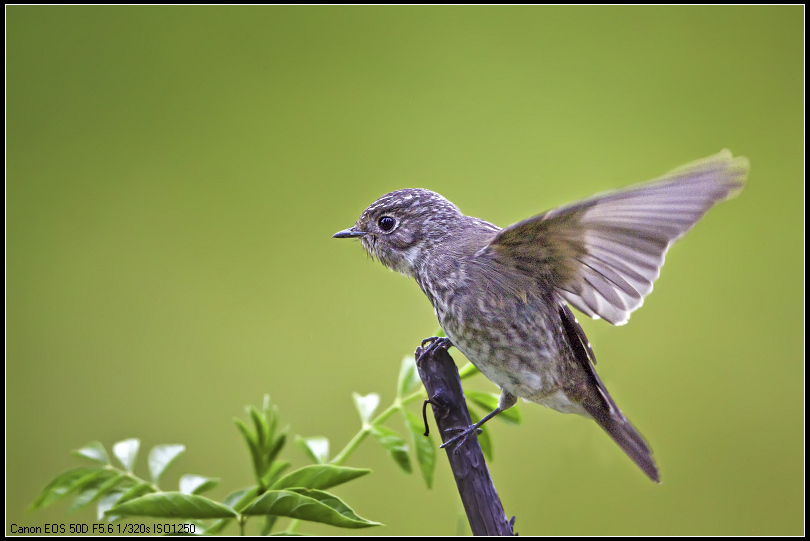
{"left": 378, "top": 216, "right": 396, "bottom": 232}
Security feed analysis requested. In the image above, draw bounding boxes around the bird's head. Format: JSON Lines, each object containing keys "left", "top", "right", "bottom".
{"left": 333, "top": 188, "right": 463, "bottom": 276}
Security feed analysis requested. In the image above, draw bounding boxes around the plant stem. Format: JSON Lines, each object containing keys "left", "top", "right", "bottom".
{"left": 106, "top": 466, "right": 160, "bottom": 493}
{"left": 285, "top": 519, "right": 301, "bottom": 534}
{"left": 330, "top": 390, "right": 424, "bottom": 466}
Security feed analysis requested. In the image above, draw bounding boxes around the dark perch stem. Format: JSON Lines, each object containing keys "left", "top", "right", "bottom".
{"left": 415, "top": 342, "right": 514, "bottom": 536}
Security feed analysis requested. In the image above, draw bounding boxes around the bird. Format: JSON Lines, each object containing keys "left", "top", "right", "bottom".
{"left": 333, "top": 150, "right": 747, "bottom": 482}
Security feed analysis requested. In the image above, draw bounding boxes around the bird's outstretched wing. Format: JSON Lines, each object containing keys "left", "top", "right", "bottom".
{"left": 483, "top": 150, "right": 748, "bottom": 325}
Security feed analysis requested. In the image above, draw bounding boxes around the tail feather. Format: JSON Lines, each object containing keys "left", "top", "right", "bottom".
{"left": 560, "top": 304, "right": 660, "bottom": 482}
{"left": 584, "top": 401, "right": 660, "bottom": 483}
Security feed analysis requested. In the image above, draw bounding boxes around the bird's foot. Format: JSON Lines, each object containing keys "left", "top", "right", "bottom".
{"left": 416, "top": 336, "right": 453, "bottom": 365}
{"left": 439, "top": 424, "right": 483, "bottom": 454}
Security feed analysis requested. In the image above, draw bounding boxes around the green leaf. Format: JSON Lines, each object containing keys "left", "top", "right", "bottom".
{"left": 235, "top": 418, "right": 264, "bottom": 481}
{"left": 370, "top": 426, "right": 411, "bottom": 473}
{"left": 270, "top": 464, "right": 371, "bottom": 491}
{"left": 261, "top": 395, "right": 276, "bottom": 434}
{"left": 234, "top": 418, "right": 258, "bottom": 449}
{"left": 468, "top": 410, "right": 493, "bottom": 461}
{"left": 465, "top": 390, "right": 522, "bottom": 424}
{"left": 112, "top": 438, "right": 140, "bottom": 472}
{"left": 107, "top": 492, "right": 238, "bottom": 519}
{"left": 397, "top": 356, "right": 422, "bottom": 398}
{"left": 179, "top": 474, "right": 220, "bottom": 495}
{"left": 242, "top": 489, "right": 380, "bottom": 529}
{"left": 148, "top": 444, "right": 186, "bottom": 483}
{"left": 70, "top": 488, "right": 99, "bottom": 513}
{"left": 114, "top": 482, "right": 154, "bottom": 506}
{"left": 457, "top": 362, "right": 480, "bottom": 380}
{"left": 97, "top": 491, "right": 125, "bottom": 521}
{"left": 352, "top": 393, "right": 380, "bottom": 424}
{"left": 296, "top": 436, "right": 329, "bottom": 464}
{"left": 31, "top": 467, "right": 108, "bottom": 510}
{"left": 223, "top": 487, "right": 259, "bottom": 510}
{"left": 264, "top": 399, "right": 282, "bottom": 444}
{"left": 291, "top": 488, "right": 380, "bottom": 528}
{"left": 250, "top": 406, "right": 270, "bottom": 449}
{"left": 72, "top": 441, "right": 110, "bottom": 465}
{"left": 68, "top": 473, "right": 126, "bottom": 512}
{"left": 266, "top": 432, "right": 287, "bottom": 467}
{"left": 262, "top": 460, "right": 291, "bottom": 488}
{"left": 403, "top": 409, "right": 436, "bottom": 488}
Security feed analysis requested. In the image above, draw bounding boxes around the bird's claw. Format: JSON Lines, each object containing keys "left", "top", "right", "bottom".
{"left": 416, "top": 336, "right": 453, "bottom": 365}
{"left": 439, "top": 424, "right": 483, "bottom": 454}
{"left": 421, "top": 336, "right": 446, "bottom": 348}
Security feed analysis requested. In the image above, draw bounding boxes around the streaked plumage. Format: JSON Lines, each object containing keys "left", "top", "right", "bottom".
{"left": 334, "top": 150, "right": 748, "bottom": 482}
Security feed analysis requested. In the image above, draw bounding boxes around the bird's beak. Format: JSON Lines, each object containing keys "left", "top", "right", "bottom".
{"left": 332, "top": 227, "right": 368, "bottom": 239}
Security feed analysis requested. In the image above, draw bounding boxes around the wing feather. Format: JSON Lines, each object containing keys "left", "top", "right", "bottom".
{"left": 485, "top": 150, "right": 748, "bottom": 325}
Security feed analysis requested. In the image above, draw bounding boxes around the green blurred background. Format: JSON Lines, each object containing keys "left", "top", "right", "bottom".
{"left": 7, "top": 6, "right": 803, "bottom": 536}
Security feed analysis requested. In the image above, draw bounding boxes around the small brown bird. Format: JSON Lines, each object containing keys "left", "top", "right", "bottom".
{"left": 333, "top": 150, "right": 747, "bottom": 482}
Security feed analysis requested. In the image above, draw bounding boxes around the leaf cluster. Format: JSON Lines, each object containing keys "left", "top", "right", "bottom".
{"left": 31, "top": 397, "right": 378, "bottom": 535}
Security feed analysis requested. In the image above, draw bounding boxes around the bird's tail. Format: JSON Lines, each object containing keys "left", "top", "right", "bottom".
{"left": 582, "top": 398, "right": 660, "bottom": 483}
{"left": 559, "top": 303, "right": 659, "bottom": 482}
